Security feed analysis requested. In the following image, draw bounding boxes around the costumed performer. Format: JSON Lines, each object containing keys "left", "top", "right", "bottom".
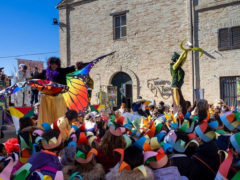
{"left": 14, "top": 64, "right": 31, "bottom": 107}
{"left": 33, "top": 57, "right": 76, "bottom": 126}
{"left": 170, "top": 40, "right": 203, "bottom": 115}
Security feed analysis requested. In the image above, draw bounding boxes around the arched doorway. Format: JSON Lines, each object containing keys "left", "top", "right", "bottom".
{"left": 111, "top": 72, "right": 133, "bottom": 109}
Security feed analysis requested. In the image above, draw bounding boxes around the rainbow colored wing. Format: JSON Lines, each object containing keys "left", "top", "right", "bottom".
{"left": 0, "top": 82, "right": 29, "bottom": 100}
{"left": 63, "top": 52, "right": 115, "bottom": 113}
{"left": 29, "top": 80, "right": 68, "bottom": 95}
{"left": 62, "top": 77, "right": 88, "bottom": 113}
{"left": 69, "top": 51, "right": 115, "bottom": 77}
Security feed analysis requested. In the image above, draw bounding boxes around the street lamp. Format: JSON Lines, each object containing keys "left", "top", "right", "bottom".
{"left": 52, "top": 18, "right": 59, "bottom": 25}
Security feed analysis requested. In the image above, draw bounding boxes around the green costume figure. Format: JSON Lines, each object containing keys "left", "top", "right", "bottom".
{"left": 170, "top": 52, "right": 185, "bottom": 89}
{"left": 170, "top": 52, "right": 186, "bottom": 114}
{"left": 170, "top": 40, "right": 204, "bottom": 115}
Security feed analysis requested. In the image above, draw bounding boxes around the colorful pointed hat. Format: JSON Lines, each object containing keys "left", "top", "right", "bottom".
{"left": 220, "top": 111, "right": 240, "bottom": 131}
{"left": 179, "top": 119, "right": 195, "bottom": 133}
{"left": 230, "top": 132, "right": 240, "bottom": 153}
{"left": 114, "top": 148, "right": 147, "bottom": 177}
{"left": 109, "top": 126, "right": 126, "bottom": 136}
{"left": 123, "top": 134, "right": 132, "bottom": 149}
{"left": 77, "top": 132, "right": 88, "bottom": 146}
{"left": 144, "top": 148, "right": 168, "bottom": 169}
{"left": 145, "top": 120, "right": 156, "bottom": 138}
{"left": 195, "top": 122, "right": 216, "bottom": 142}
{"left": 42, "top": 135, "right": 63, "bottom": 150}
{"left": 164, "top": 130, "right": 198, "bottom": 153}
{"left": 75, "top": 148, "right": 98, "bottom": 164}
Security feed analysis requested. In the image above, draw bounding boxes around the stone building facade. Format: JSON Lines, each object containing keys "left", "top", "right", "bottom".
{"left": 57, "top": 0, "right": 240, "bottom": 107}
{"left": 193, "top": 0, "right": 240, "bottom": 106}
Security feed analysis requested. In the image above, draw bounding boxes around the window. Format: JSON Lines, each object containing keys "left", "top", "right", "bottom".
{"left": 113, "top": 14, "right": 127, "bottom": 40}
{"left": 220, "top": 76, "right": 239, "bottom": 106}
{"left": 218, "top": 26, "right": 240, "bottom": 51}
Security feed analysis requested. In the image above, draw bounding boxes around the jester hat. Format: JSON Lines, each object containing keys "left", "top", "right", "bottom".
{"left": 114, "top": 148, "right": 148, "bottom": 177}
{"left": 75, "top": 148, "right": 98, "bottom": 164}
{"left": 133, "top": 131, "right": 173, "bottom": 153}
{"left": 164, "top": 130, "right": 199, "bottom": 153}
{"left": 109, "top": 124, "right": 126, "bottom": 136}
{"left": 220, "top": 111, "right": 240, "bottom": 131}
{"left": 194, "top": 122, "right": 216, "bottom": 143}
{"left": 144, "top": 148, "right": 168, "bottom": 169}
{"left": 35, "top": 125, "right": 63, "bottom": 150}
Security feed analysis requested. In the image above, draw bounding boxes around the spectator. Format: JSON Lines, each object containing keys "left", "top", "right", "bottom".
{"left": 30, "top": 67, "right": 39, "bottom": 106}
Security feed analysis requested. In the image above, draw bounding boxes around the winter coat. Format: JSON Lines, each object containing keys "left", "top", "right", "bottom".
{"left": 63, "top": 163, "right": 105, "bottom": 180}
{"left": 169, "top": 154, "right": 191, "bottom": 178}
{"left": 106, "top": 164, "right": 154, "bottom": 180}
{"left": 153, "top": 166, "right": 188, "bottom": 180}
{"left": 188, "top": 141, "right": 220, "bottom": 180}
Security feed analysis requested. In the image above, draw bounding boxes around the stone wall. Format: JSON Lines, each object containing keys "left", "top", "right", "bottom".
{"left": 194, "top": 0, "right": 240, "bottom": 104}
{"left": 58, "top": 0, "right": 193, "bottom": 105}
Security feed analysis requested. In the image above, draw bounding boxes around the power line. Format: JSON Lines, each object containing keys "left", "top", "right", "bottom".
{"left": 0, "top": 51, "right": 59, "bottom": 59}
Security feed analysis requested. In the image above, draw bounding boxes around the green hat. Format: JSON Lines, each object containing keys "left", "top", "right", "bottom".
{"left": 230, "top": 132, "right": 240, "bottom": 153}
{"left": 171, "top": 52, "right": 180, "bottom": 61}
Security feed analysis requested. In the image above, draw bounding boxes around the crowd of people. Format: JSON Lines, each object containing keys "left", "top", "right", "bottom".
{"left": 0, "top": 97, "right": 239, "bottom": 180}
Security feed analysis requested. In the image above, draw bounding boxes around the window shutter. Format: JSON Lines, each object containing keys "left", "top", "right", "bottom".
{"left": 232, "top": 27, "right": 240, "bottom": 49}
{"left": 218, "top": 28, "right": 230, "bottom": 51}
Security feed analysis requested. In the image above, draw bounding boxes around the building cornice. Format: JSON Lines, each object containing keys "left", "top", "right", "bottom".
{"left": 57, "top": 0, "right": 95, "bottom": 9}
{"left": 195, "top": 0, "right": 240, "bottom": 12}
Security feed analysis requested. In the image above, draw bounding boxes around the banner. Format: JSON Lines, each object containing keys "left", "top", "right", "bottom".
{"left": 107, "top": 86, "right": 117, "bottom": 108}
{"left": 9, "top": 107, "right": 34, "bottom": 133}
{"left": 237, "top": 77, "right": 240, "bottom": 105}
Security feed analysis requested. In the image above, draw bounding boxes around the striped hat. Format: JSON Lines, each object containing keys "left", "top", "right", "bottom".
{"left": 220, "top": 111, "right": 240, "bottom": 131}
{"left": 195, "top": 122, "right": 216, "bottom": 143}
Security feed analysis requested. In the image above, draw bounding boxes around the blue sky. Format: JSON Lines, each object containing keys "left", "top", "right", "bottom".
{"left": 0, "top": 0, "right": 61, "bottom": 76}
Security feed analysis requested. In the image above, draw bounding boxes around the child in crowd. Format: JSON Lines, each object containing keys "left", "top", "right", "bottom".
{"left": 106, "top": 145, "right": 154, "bottom": 180}
{"left": 31, "top": 114, "right": 38, "bottom": 126}
{"left": 146, "top": 148, "right": 187, "bottom": 180}
{"left": 84, "top": 112, "right": 98, "bottom": 133}
{"left": 53, "top": 110, "right": 78, "bottom": 141}
{"left": 168, "top": 131, "right": 192, "bottom": 178}
{"left": 189, "top": 125, "right": 221, "bottom": 180}
{"left": 13, "top": 117, "right": 42, "bottom": 173}
{"left": 16, "top": 129, "right": 64, "bottom": 179}
{"left": 1, "top": 98, "right": 240, "bottom": 180}
{"left": 62, "top": 144, "right": 105, "bottom": 180}
{"left": 97, "top": 127, "right": 126, "bottom": 173}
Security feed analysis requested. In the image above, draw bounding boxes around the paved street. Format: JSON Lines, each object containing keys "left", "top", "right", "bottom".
{"left": 0, "top": 125, "right": 16, "bottom": 143}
